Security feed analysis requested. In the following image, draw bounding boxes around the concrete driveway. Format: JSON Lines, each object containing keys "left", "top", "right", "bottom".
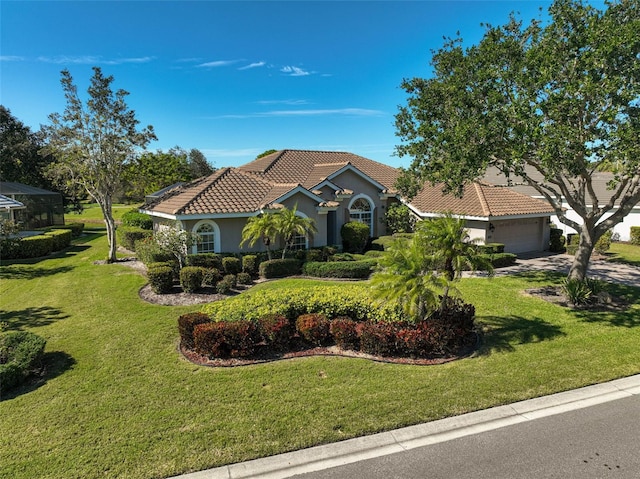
{"left": 468, "top": 252, "right": 640, "bottom": 287}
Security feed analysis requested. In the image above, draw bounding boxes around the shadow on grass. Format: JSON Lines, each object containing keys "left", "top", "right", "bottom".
{"left": 0, "top": 264, "right": 74, "bottom": 280}
{"left": 574, "top": 282, "right": 640, "bottom": 328}
{"left": 510, "top": 270, "right": 566, "bottom": 285}
{"left": 477, "top": 315, "right": 566, "bottom": 356}
{"left": 0, "top": 306, "right": 70, "bottom": 330}
{"left": 0, "top": 351, "right": 76, "bottom": 402}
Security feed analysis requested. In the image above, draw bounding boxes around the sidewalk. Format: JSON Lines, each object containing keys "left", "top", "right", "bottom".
{"left": 171, "top": 375, "right": 640, "bottom": 479}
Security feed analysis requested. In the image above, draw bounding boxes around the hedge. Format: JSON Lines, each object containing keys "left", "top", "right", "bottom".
{"left": 18, "top": 235, "right": 54, "bottom": 258}
{"left": 117, "top": 226, "right": 152, "bottom": 251}
{"left": 185, "top": 253, "right": 223, "bottom": 270}
{"left": 296, "top": 313, "right": 331, "bottom": 346}
{"left": 50, "top": 223, "right": 84, "bottom": 238}
{"left": 134, "top": 237, "right": 174, "bottom": 265}
{"left": 259, "top": 258, "right": 302, "bottom": 279}
{"left": 222, "top": 256, "right": 242, "bottom": 275}
{"left": 177, "top": 312, "right": 210, "bottom": 350}
{"left": 193, "top": 321, "right": 258, "bottom": 358}
{"left": 631, "top": 227, "right": 640, "bottom": 246}
{"left": 302, "top": 260, "right": 376, "bottom": 279}
{"left": 341, "top": 221, "right": 370, "bottom": 254}
{"left": 121, "top": 210, "right": 153, "bottom": 230}
{"left": 147, "top": 264, "right": 175, "bottom": 294}
{"left": 0, "top": 330, "right": 47, "bottom": 395}
{"left": 483, "top": 252, "right": 517, "bottom": 268}
{"left": 44, "top": 229, "right": 73, "bottom": 251}
{"left": 202, "top": 284, "right": 405, "bottom": 324}
{"left": 241, "top": 255, "right": 259, "bottom": 276}
{"left": 477, "top": 243, "right": 505, "bottom": 254}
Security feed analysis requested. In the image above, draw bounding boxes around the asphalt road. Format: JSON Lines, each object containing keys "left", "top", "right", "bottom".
{"left": 292, "top": 394, "right": 640, "bottom": 479}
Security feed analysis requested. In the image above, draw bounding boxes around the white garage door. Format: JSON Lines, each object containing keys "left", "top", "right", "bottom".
{"left": 492, "top": 218, "right": 542, "bottom": 254}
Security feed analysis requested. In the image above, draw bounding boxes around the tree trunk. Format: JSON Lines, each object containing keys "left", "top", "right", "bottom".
{"left": 99, "top": 198, "right": 118, "bottom": 263}
{"left": 568, "top": 228, "right": 594, "bottom": 282}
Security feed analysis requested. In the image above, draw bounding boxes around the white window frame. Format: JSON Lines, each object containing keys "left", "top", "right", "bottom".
{"left": 191, "top": 220, "right": 220, "bottom": 254}
{"left": 348, "top": 194, "right": 375, "bottom": 235}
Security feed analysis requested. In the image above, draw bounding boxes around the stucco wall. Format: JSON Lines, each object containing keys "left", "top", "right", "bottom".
{"left": 550, "top": 206, "right": 640, "bottom": 242}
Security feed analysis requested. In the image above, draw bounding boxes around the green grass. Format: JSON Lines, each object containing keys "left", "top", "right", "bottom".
{"left": 1, "top": 234, "right": 639, "bottom": 479}
{"left": 65, "top": 203, "right": 140, "bottom": 224}
{"left": 604, "top": 242, "right": 640, "bottom": 267}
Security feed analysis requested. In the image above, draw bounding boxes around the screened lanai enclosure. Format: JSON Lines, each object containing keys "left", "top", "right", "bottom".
{"left": 0, "top": 182, "right": 65, "bottom": 229}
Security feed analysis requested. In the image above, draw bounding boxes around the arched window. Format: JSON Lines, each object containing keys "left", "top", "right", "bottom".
{"left": 290, "top": 233, "right": 308, "bottom": 250}
{"left": 192, "top": 220, "right": 219, "bottom": 253}
{"left": 349, "top": 197, "right": 374, "bottom": 234}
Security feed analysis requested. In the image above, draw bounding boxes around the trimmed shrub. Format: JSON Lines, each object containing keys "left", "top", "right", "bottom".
{"left": 296, "top": 313, "right": 331, "bottom": 346}
{"left": 305, "top": 248, "right": 324, "bottom": 263}
{"left": 358, "top": 322, "right": 398, "bottom": 357}
{"left": 52, "top": 223, "right": 84, "bottom": 238}
{"left": 180, "top": 266, "right": 205, "bottom": 293}
{"left": 147, "top": 264, "right": 175, "bottom": 294}
{"left": 257, "top": 314, "right": 292, "bottom": 351}
{"left": 19, "top": 235, "right": 53, "bottom": 258}
{"left": 134, "top": 237, "right": 174, "bottom": 265}
{"left": 0, "top": 237, "right": 22, "bottom": 259}
{"left": 302, "top": 260, "right": 375, "bottom": 279}
{"left": 117, "top": 226, "right": 152, "bottom": 251}
{"left": 44, "top": 229, "right": 73, "bottom": 251}
{"left": 216, "top": 274, "right": 236, "bottom": 294}
{"left": 121, "top": 210, "right": 153, "bottom": 230}
{"left": 242, "top": 254, "right": 259, "bottom": 276}
{"left": 631, "top": 227, "right": 640, "bottom": 245}
{"left": 477, "top": 243, "right": 505, "bottom": 254}
{"left": 329, "top": 317, "right": 360, "bottom": 351}
{"left": 177, "top": 312, "right": 210, "bottom": 350}
{"left": 364, "top": 250, "right": 385, "bottom": 258}
{"left": 549, "top": 228, "right": 566, "bottom": 253}
{"left": 594, "top": 230, "right": 612, "bottom": 254}
{"left": 222, "top": 256, "right": 242, "bottom": 275}
{"left": 370, "top": 236, "right": 394, "bottom": 251}
{"left": 202, "top": 267, "right": 222, "bottom": 286}
{"left": 223, "top": 274, "right": 237, "bottom": 288}
{"left": 259, "top": 258, "right": 302, "bottom": 279}
{"left": 186, "top": 253, "right": 223, "bottom": 270}
{"left": 329, "top": 252, "right": 356, "bottom": 262}
{"left": 481, "top": 252, "right": 517, "bottom": 268}
{"left": 341, "top": 221, "right": 370, "bottom": 254}
{"left": 0, "top": 331, "right": 47, "bottom": 395}
{"left": 237, "top": 272, "right": 253, "bottom": 285}
{"left": 193, "top": 321, "right": 257, "bottom": 358}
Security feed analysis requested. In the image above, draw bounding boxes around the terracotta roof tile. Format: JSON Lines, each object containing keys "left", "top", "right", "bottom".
{"left": 409, "top": 182, "right": 556, "bottom": 218}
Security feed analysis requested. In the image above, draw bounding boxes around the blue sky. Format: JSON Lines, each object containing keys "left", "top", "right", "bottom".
{"left": 1, "top": 1, "right": 595, "bottom": 169}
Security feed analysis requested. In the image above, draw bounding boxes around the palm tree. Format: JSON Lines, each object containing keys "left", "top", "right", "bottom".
{"left": 370, "top": 236, "right": 445, "bottom": 322}
{"left": 415, "top": 212, "right": 493, "bottom": 308}
{"left": 274, "top": 205, "right": 318, "bottom": 259}
{"left": 240, "top": 213, "right": 278, "bottom": 260}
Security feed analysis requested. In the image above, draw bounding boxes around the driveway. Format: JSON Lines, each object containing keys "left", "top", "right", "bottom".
{"left": 467, "top": 252, "right": 640, "bottom": 287}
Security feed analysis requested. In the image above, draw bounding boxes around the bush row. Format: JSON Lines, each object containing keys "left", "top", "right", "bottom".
{"left": 0, "top": 229, "right": 74, "bottom": 260}
{"left": 302, "top": 259, "right": 376, "bottom": 279}
{"left": 0, "top": 330, "right": 47, "bottom": 395}
{"left": 631, "top": 227, "right": 640, "bottom": 246}
{"left": 181, "top": 297, "right": 475, "bottom": 360}
{"left": 118, "top": 226, "right": 152, "bottom": 251}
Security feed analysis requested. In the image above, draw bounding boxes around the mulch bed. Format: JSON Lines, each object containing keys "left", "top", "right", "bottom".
{"left": 523, "top": 285, "right": 629, "bottom": 311}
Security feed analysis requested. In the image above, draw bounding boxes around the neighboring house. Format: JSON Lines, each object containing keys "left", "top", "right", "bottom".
{"left": 141, "top": 149, "right": 556, "bottom": 255}
{"left": 0, "top": 182, "right": 65, "bottom": 229}
{"left": 0, "top": 194, "right": 26, "bottom": 222}
{"left": 483, "top": 167, "right": 640, "bottom": 242}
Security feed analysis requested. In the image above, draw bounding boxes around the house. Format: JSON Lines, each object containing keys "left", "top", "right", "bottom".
{"left": 0, "top": 182, "right": 65, "bottom": 229}
{"left": 141, "top": 149, "right": 556, "bottom": 255}
{"left": 482, "top": 167, "right": 640, "bottom": 242}
{"left": 0, "top": 194, "right": 26, "bottom": 223}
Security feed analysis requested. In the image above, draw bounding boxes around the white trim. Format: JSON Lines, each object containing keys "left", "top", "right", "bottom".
{"left": 348, "top": 194, "right": 375, "bottom": 235}
{"left": 191, "top": 219, "right": 221, "bottom": 254}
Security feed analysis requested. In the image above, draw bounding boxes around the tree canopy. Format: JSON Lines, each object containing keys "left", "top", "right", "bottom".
{"left": 395, "top": 0, "right": 640, "bottom": 281}
{"left": 42, "top": 67, "right": 156, "bottom": 262}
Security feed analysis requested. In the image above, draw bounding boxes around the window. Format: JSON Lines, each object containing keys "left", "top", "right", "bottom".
{"left": 194, "top": 222, "right": 216, "bottom": 253}
{"left": 349, "top": 197, "right": 373, "bottom": 234}
{"left": 290, "top": 233, "right": 308, "bottom": 250}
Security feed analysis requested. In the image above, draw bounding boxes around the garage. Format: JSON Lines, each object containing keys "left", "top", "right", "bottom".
{"left": 491, "top": 218, "right": 544, "bottom": 254}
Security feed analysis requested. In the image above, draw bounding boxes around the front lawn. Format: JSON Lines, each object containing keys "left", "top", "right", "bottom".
{"left": 1, "top": 232, "right": 639, "bottom": 479}
{"left": 605, "top": 242, "right": 640, "bottom": 267}
{"left": 65, "top": 203, "right": 139, "bottom": 224}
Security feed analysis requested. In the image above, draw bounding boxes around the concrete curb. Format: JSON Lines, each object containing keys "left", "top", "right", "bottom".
{"left": 172, "top": 374, "right": 640, "bottom": 479}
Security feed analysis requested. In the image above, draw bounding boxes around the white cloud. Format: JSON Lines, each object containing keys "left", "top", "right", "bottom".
{"left": 238, "top": 61, "right": 266, "bottom": 70}
{"left": 207, "top": 108, "right": 384, "bottom": 119}
{"left": 280, "top": 65, "right": 311, "bottom": 76}
{"left": 256, "top": 99, "right": 310, "bottom": 106}
{"left": 0, "top": 56, "right": 25, "bottom": 62}
{"left": 37, "top": 55, "right": 154, "bottom": 65}
{"left": 197, "top": 60, "right": 240, "bottom": 68}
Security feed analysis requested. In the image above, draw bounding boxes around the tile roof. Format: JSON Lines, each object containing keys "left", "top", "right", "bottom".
{"left": 238, "top": 149, "right": 400, "bottom": 191}
{"left": 409, "top": 182, "right": 556, "bottom": 218}
{"left": 143, "top": 168, "right": 303, "bottom": 215}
